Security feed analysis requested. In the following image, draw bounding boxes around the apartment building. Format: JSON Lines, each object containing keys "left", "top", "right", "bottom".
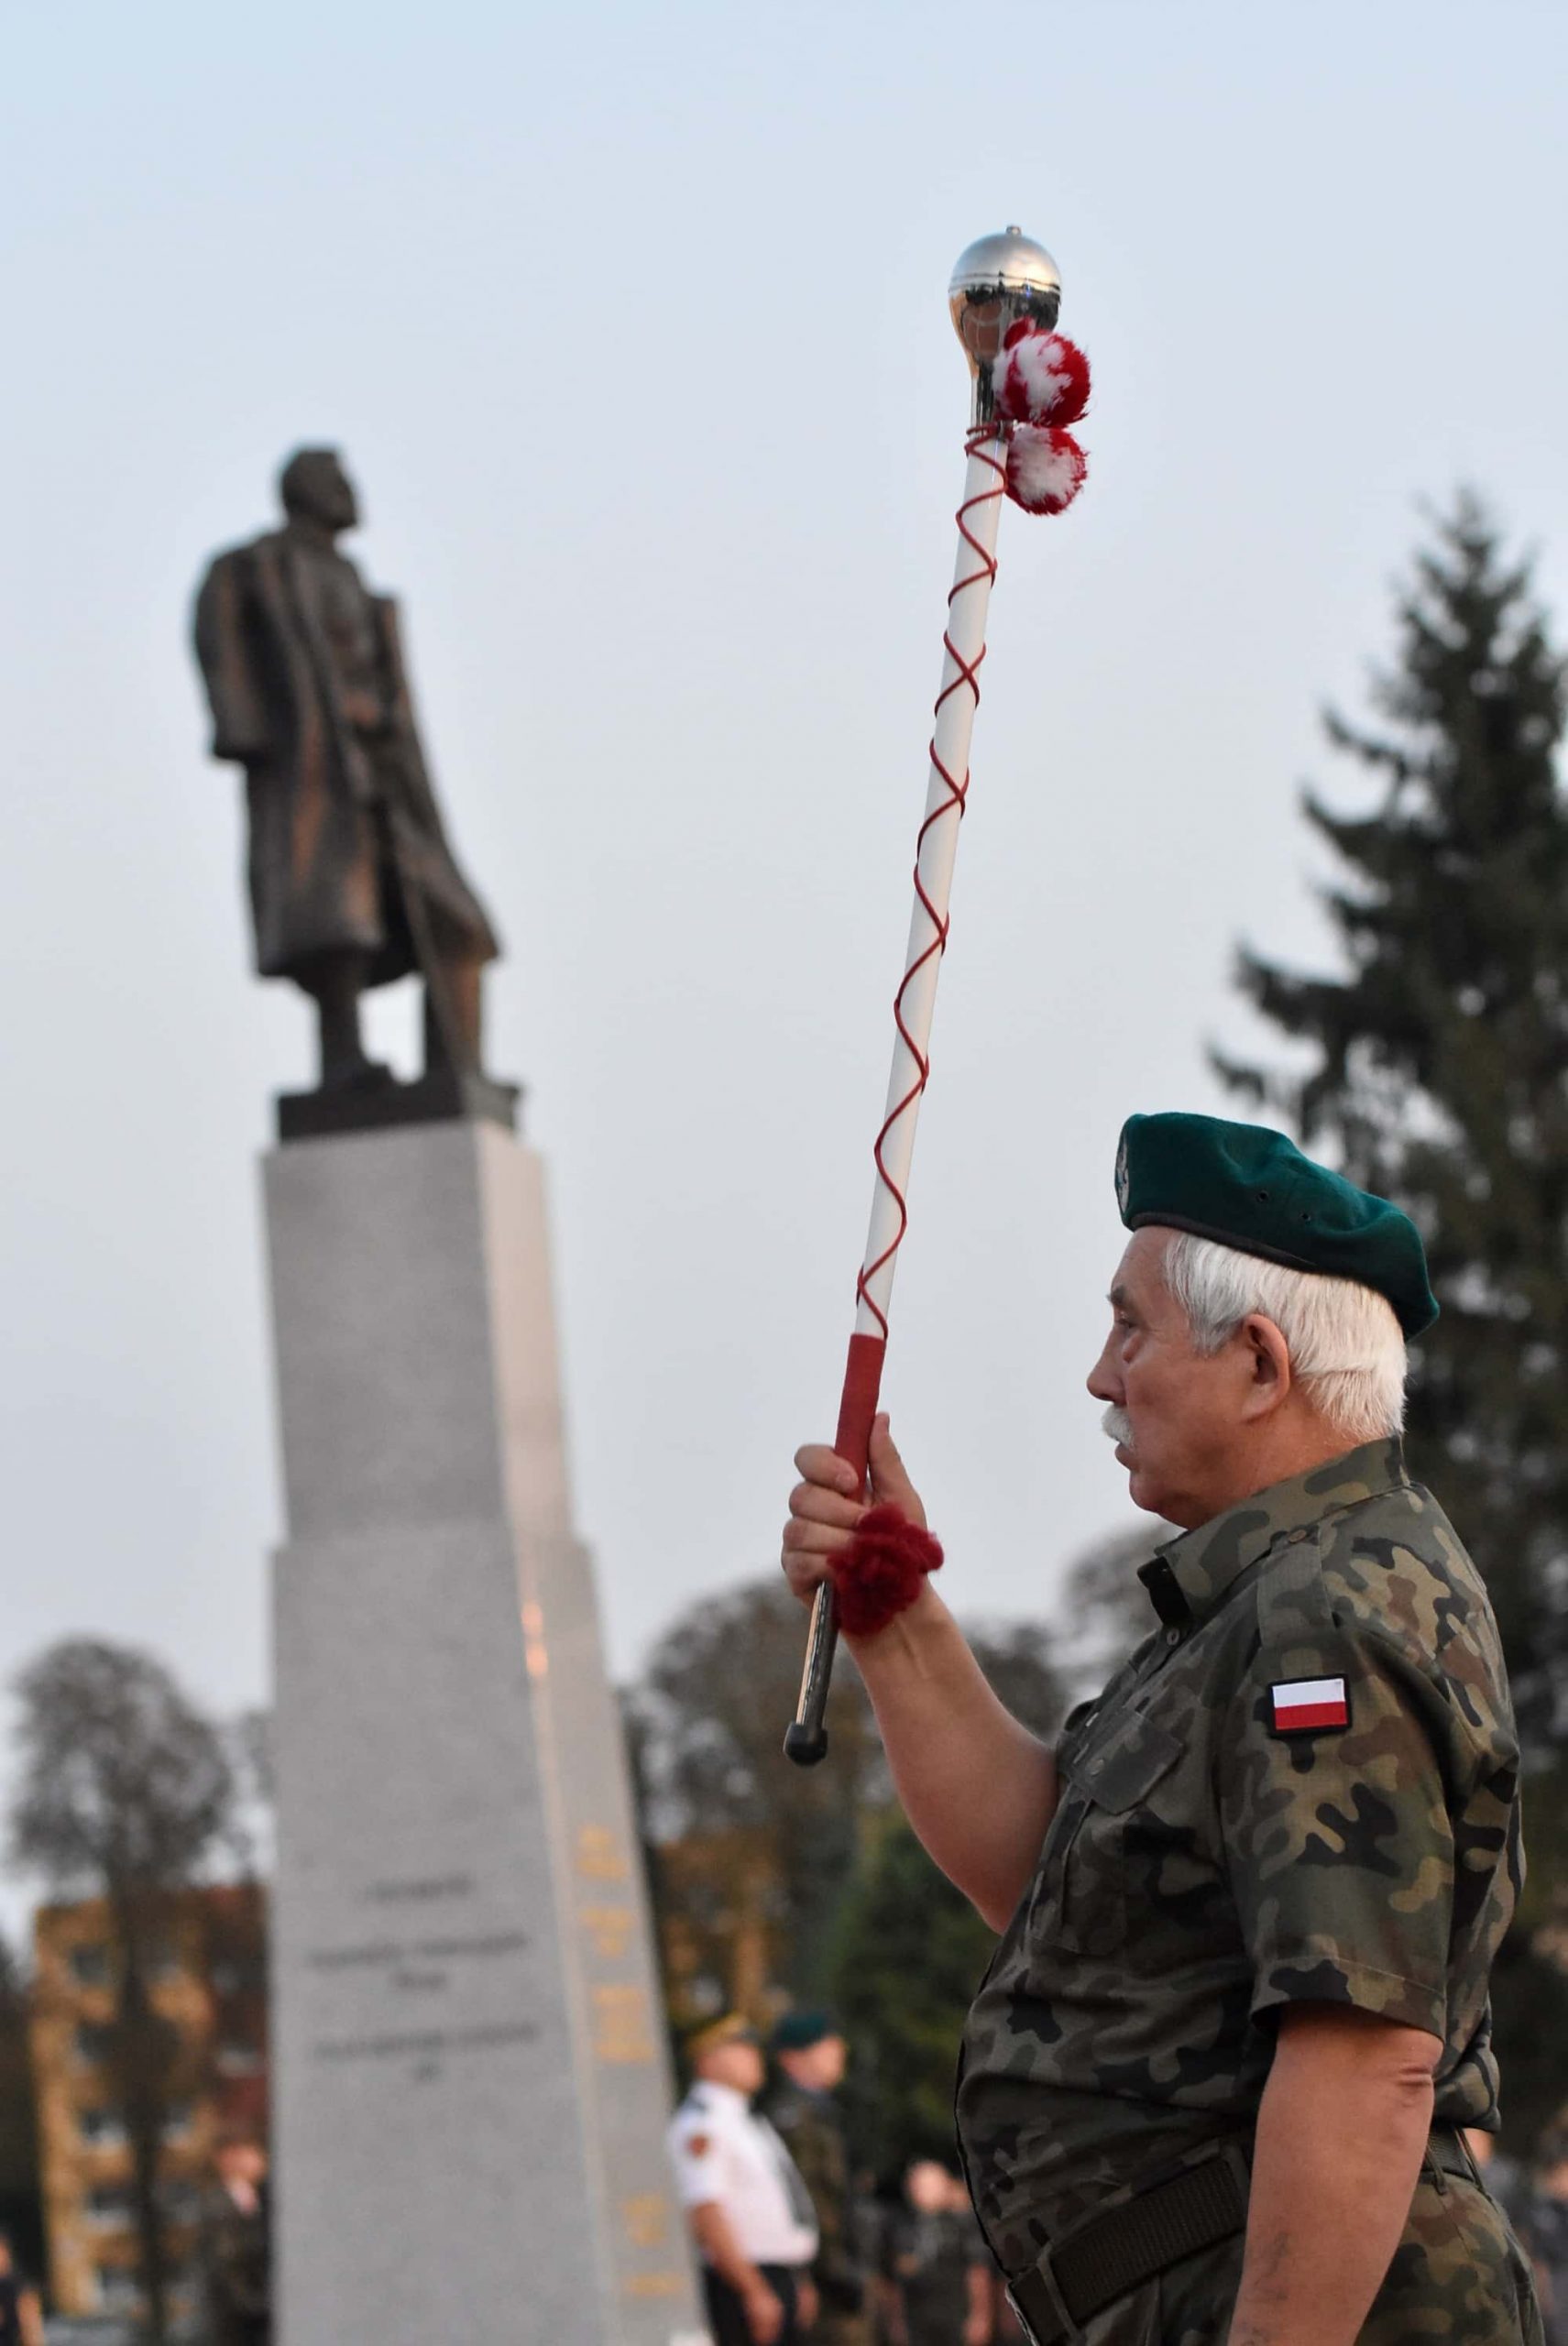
{"left": 30, "top": 1882, "right": 267, "bottom": 2322}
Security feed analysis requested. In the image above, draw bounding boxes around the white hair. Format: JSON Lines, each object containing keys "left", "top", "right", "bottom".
{"left": 1161, "top": 1231, "right": 1407, "bottom": 1442}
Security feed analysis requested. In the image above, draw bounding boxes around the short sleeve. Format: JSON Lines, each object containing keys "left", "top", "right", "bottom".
{"left": 668, "top": 2114, "right": 729, "bottom": 2209}
{"left": 1220, "top": 1625, "right": 1455, "bottom": 2041}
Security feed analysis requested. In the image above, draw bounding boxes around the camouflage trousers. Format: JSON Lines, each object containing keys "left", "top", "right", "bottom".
{"left": 1072, "top": 2177, "right": 1543, "bottom": 2344}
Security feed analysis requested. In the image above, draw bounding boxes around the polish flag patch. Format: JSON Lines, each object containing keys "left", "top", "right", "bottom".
{"left": 1270, "top": 1676, "right": 1350, "bottom": 1734}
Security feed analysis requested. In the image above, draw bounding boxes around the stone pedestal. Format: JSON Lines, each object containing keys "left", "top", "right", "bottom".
{"left": 263, "top": 1119, "right": 701, "bottom": 2345}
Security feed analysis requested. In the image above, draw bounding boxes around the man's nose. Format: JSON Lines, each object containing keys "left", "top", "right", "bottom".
{"left": 1086, "top": 1343, "right": 1121, "bottom": 1403}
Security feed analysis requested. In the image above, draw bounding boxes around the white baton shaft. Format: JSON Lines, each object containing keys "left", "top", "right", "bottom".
{"left": 857, "top": 430, "right": 1005, "bottom": 1337}
{"left": 785, "top": 429, "right": 1005, "bottom": 1767}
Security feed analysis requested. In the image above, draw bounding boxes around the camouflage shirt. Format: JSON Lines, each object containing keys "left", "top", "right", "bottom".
{"left": 762, "top": 2079, "right": 867, "bottom": 2316}
{"left": 956, "top": 1440, "right": 1524, "bottom": 2277}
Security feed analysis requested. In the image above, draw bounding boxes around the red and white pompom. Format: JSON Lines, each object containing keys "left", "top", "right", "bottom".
{"left": 996, "top": 328, "right": 1091, "bottom": 429}
{"left": 1005, "top": 426, "right": 1088, "bottom": 516}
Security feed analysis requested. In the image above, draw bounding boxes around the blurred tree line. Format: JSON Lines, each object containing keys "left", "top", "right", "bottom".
{"left": 622, "top": 1546, "right": 1163, "bottom": 2185}
{"left": 626, "top": 1582, "right": 1079, "bottom": 2187}
{"left": 634, "top": 499, "right": 1568, "bottom": 2170}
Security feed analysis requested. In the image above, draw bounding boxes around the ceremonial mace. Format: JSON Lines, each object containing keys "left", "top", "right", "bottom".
{"left": 784, "top": 227, "right": 1091, "bottom": 1765}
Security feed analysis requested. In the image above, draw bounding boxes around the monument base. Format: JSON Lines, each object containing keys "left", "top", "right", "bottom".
{"left": 265, "top": 1119, "right": 699, "bottom": 2344}
{"left": 276, "top": 1066, "right": 521, "bottom": 1143}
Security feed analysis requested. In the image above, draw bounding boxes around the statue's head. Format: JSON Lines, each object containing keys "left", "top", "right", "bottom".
{"left": 279, "top": 447, "right": 360, "bottom": 533}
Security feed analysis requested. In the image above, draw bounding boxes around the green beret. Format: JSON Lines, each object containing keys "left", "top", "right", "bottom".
{"left": 1114, "top": 1113, "right": 1438, "bottom": 1338}
{"left": 769, "top": 2008, "right": 838, "bottom": 2055}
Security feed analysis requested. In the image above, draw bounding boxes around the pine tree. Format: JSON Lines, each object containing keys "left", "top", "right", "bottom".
{"left": 1216, "top": 499, "right": 1568, "bottom": 1763}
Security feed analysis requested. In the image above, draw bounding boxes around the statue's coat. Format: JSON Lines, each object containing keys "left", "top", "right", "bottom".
{"left": 193, "top": 531, "right": 498, "bottom": 985}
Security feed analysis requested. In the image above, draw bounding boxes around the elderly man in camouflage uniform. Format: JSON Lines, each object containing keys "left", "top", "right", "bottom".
{"left": 764, "top": 2012, "right": 872, "bottom": 2346}
{"left": 783, "top": 1113, "right": 1542, "bottom": 2345}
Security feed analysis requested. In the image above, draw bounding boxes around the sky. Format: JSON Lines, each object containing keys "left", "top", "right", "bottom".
{"left": 2, "top": 0, "right": 1566, "bottom": 1760}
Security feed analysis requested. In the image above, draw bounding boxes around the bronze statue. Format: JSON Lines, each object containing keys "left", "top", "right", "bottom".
{"left": 193, "top": 450, "right": 506, "bottom": 1124}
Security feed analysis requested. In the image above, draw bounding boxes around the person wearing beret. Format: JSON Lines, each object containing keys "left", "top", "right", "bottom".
{"left": 763, "top": 2012, "right": 872, "bottom": 2346}
{"left": 667, "top": 2014, "right": 820, "bottom": 2346}
{"left": 783, "top": 1114, "right": 1541, "bottom": 2344}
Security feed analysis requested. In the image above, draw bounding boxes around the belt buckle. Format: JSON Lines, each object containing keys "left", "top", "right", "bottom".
{"left": 1006, "top": 2247, "right": 1076, "bottom": 2346}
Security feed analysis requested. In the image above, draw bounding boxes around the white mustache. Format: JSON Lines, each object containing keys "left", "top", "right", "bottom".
{"left": 1101, "top": 1406, "right": 1135, "bottom": 1450}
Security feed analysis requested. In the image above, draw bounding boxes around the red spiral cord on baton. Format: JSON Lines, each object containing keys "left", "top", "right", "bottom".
{"left": 855, "top": 428, "right": 1006, "bottom": 1340}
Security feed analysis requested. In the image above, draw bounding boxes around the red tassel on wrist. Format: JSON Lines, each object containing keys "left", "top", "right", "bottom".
{"left": 830, "top": 1504, "right": 944, "bottom": 1638}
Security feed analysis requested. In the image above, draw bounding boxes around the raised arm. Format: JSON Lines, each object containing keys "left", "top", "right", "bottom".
{"left": 783, "top": 1416, "right": 1058, "bottom": 1930}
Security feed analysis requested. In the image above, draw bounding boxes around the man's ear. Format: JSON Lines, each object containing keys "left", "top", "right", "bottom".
{"left": 1239, "top": 1314, "right": 1292, "bottom": 1420}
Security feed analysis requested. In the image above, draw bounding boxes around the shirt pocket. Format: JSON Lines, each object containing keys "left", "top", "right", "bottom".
{"left": 1032, "top": 1710, "right": 1185, "bottom": 1960}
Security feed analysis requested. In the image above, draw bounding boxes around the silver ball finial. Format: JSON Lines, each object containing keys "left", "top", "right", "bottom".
{"left": 948, "top": 226, "right": 1062, "bottom": 424}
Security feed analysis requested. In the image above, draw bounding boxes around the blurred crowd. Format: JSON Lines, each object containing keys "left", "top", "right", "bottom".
{"left": 669, "top": 2010, "right": 1568, "bottom": 2346}
{"left": 668, "top": 2010, "right": 1025, "bottom": 2346}
{"left": 16, "top": 2042, "right": 1568, "bottom": 2340}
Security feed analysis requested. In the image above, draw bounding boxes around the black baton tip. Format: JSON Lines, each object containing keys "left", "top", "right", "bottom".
{"left": 784, "top": 1722, "right": 829, "bottom": 1768}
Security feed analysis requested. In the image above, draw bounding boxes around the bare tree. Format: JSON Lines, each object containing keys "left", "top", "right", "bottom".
{"left": 10, "top": 1639, "right": 234, "bottom": 2342}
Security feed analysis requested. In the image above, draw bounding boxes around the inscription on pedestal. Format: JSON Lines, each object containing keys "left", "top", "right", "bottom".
{"left": 301, "top": 1874, "right": 544, "bottom": 2083}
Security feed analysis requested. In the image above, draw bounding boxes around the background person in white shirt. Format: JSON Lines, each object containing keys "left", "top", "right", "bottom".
{"left": 668, "top": 2014, "right": 820, "bottom": 2346}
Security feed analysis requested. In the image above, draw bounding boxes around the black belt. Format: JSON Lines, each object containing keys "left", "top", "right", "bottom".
{"left": 1006, "top": 2127, "right": 1479, "bottom": 2344}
